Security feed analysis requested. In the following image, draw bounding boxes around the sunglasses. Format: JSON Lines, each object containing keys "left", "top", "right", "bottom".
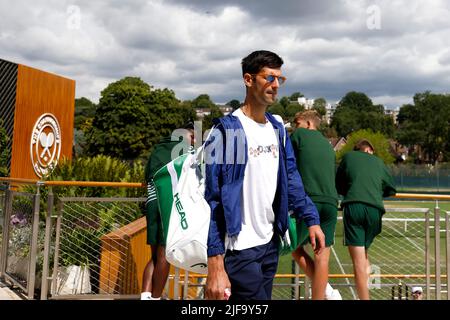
{"left": 251, "top": 73, "right": 287, "bottom": 85}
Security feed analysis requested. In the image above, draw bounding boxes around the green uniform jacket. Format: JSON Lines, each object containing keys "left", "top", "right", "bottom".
{"left": 145, "top": 136, "right": 189, "bottom": 216}
{"left": 290, "top": 128, "right": 338, "bottom": 207}
{"left": 336, "top": 150, "right": 397, "bottom": 212}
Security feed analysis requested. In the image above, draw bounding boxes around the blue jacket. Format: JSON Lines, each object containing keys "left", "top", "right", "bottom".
{"left": 205, "top": 112, "right": 320, "bottom": 257}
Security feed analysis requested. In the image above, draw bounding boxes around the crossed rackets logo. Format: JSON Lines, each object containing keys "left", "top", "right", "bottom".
{"left": 39, "top": 132, "right": 55, "bottom": 161}
{"left": 30, "top": 113, "right": 62, "bottom": 178}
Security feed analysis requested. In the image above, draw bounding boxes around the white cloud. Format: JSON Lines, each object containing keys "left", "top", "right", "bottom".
{"left": 372, "top": 95, "right": 413, "bottom": 110}
{"left": 1, "top": 0, "right": 450, "bottom": 107}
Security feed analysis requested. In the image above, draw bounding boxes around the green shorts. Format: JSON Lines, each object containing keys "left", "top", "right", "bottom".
{"left": 146, "top": 206, "right": 165, "bottom": 246}
{"left": 297, "top": 202, "right": 338, "bottom": 248}
{"left": 343, "top": 202, "right": 383, "bottom": 249}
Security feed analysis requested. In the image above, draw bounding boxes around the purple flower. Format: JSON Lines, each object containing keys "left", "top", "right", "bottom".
{"left": 10, "top": 214, "right": 27, "bottom": 226}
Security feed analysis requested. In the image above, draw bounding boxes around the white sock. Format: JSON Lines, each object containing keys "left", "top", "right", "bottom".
{"left": 141, "top": 292, "right": 152, "bottom": 300}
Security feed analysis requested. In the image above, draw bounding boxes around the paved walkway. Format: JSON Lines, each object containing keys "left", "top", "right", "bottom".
{"left": 0, "top": 282, "right": 24, "bottom": 300}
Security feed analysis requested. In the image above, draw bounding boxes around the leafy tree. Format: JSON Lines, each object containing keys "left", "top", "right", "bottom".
{"left": 177, "top": 100, "right": 198, "bottom": 125}
{"left": 150, "top": 89, "right": 197, "bottom": 141}
{"left": 331, "top": 91, "right": 394, "bottom": 138}
{"left": 226, "top": 99, "right": 241, "bottom": 110}
{"left": 290, "top": 92, "right": 304, "bottom": 101}
{"left": 279, "top": 96, "right": 291, "bottom": 109}
{"left": 330, "top": 108, "right": 360, "bottom": 137}
{"left": 267, "top": 102, "right": 286, "bottom": 118}
{"left": 203, "top": 105, "right": 224, "bottom": 131}
{"left": 337, "top": 129, "right": 395, "bottom": 164}
{"left": 267, "top": 97, "right": 305, "bottom": 121}
{"left": 192, "top": 94, "right": 215, "bottom": 109}
{"left": 285, "top": 103, "right": 305, "bottom": 120}
{"left": 0, "top": 119, "right": 9, "bottom": 176}
{"left": 339, "top": 91, "right": 374, "bottom": 111}
{"left": 396, "top": 91, "right": 450, "bottom": 163}
{"left": 85, "top": 77, "right": 195, "bottom": 161}
{"left": 320, "top": 125, "right": 338, "bottom": 139}
{"left": 74, "top": 97, "right": 96, "bottom": 130}
{"left": 73, "top": 97, "right": 97, "bottom": 157}
{"left": 85, "top": 77, "right": 153, "bottom": 160}
{"left": 313, "top": 97, "right": 327, "bottom": 117}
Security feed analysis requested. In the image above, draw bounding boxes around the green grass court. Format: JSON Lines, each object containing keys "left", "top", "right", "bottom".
{"left": 273, "top": 200, "right": 450, "bottom": 300}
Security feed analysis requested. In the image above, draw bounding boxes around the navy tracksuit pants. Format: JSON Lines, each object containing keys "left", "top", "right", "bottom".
{"left": 224, "top": 237, "right": 279, "bottom": 300}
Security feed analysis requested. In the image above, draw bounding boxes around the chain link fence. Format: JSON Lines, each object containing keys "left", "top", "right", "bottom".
{"left": 46, "top": 197, "right": 147, "bottom": 299}
{"left": 390, "top": 163, "right": 450, "bottom": 192}
{"left": 0, "top": 189, "right": 41, "bottom": 299}
{"left": 327, "top": 208, "right": 432, "bottom": 300}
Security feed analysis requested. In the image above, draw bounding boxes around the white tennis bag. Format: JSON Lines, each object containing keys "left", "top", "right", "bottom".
{"left": 164, "top": 146, "right": 210, "bottom": 274}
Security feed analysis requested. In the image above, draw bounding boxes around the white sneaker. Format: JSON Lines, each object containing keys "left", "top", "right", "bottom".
{"left": 140, "top": 292, "right": 162, "bottom": 300}
{"left": 326, "top": 289, "right": 342, "bottom": 300}
{"left": 141, "top": 292, "right": 152, "bottom": 300}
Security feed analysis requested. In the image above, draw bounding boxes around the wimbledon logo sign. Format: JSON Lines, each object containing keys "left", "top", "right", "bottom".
{"left": 30, "top": 113, "right": 62, "bottom": 178}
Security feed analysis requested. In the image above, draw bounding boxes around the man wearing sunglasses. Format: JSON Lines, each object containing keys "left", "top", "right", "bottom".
{"left": 204, "top": 50, "right": 324, "bottom": 300}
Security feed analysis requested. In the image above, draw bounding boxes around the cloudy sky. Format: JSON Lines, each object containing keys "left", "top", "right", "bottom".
{"left": 2, "top": 0, "right": 450, "bottom": 109}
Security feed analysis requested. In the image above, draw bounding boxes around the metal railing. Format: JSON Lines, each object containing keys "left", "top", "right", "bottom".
{"left": 1, "top": 177, "right": 450, "bottom": 300}
{"left": 167, "top": 273, "right": 449, "bottom": 300}
{"left": 0, "top": 178, "right": 146, "bottom": 300}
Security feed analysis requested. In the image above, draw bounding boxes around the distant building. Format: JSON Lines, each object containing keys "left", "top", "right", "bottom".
{"left": 296, "top": 96, "right": 337, "bottom": 125}
{"left": 324, "top": 103, "right": 337, "bottom": 125}
{"left": 296, "top": 95, "right": 400, "bottom": 125}
{"left": 384, "top": 108, "right": 400, "bottom": 124}
{"left": 195, "top": 108, "right": 211, "bottom": 119}
{"left": 297, "top": 97, "right": 315, "bottom": 109}
{"left": 218, "top": 105, "right": 233, "bottom": 116}
{"left": 329, "top": 137, "right": 347, "bottom": 152}
{"left": 195, "top": 104, "right": 234, "bottom": 119}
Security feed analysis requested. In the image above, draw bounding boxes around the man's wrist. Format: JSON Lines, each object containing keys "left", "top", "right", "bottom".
{"left": 207, "top": 255, "right": 225, "bottom": 272}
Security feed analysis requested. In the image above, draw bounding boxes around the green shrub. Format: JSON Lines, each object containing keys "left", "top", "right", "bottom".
{"left": 46, "top": 155, "right": 145, "bottom": 198}
{"left": 19, "top": 155, "right": 146, "bottom": 269}
{"left": 337, "top": 129, "right": 395, "bottom": 165}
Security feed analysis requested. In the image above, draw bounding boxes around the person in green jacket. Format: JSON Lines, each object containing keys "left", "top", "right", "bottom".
{"left": 336, "top": 139, "right": 396, "bottom": 300}
{"left": 141, "top": 123, "right": 195, "bottom": 300}
{"left": 290, "top": 110, "right": 341, "bottom": 300}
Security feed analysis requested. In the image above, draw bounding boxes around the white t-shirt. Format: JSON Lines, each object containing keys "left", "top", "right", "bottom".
{"left": 225, "top": 108, "right": 279, "bottom": 251}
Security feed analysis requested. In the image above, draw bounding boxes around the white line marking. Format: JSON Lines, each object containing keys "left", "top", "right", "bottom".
{"left": 331, "top": 246, "right": 357, "bottom": 300}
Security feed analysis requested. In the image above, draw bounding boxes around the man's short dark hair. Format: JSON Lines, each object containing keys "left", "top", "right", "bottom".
{"left": 354, "top": 139, "right": 375, "bottom": 152}
{"left": 241, "top": 50, "right": 284, "bottom": 76}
